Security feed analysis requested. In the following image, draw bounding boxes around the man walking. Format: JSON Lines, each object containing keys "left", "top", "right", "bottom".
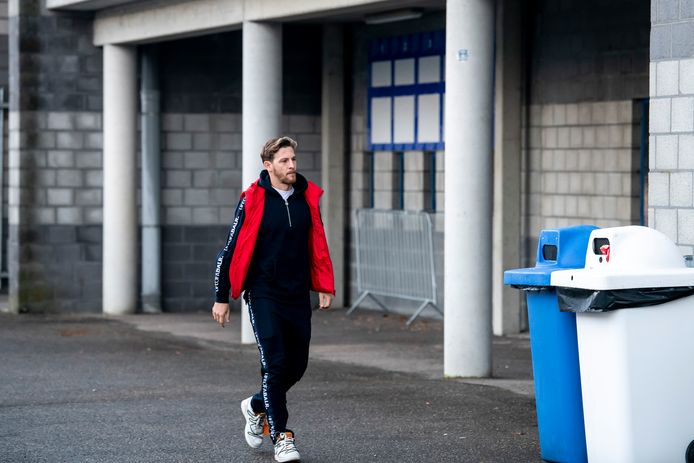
{"left": 212, "top": 136, "right": 335, "bottom": 462}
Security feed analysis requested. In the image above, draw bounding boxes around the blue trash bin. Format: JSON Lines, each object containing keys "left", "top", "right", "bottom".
{"left": 504, "top": 225, "right": 597, "bottom": 463}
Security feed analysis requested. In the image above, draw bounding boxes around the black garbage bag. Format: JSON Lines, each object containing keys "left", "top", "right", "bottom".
{"left": 509, "top": 285, "right": 550, "bottom": 292}
{"left": 557, "top": 286, "right": 694, "bottom": 313}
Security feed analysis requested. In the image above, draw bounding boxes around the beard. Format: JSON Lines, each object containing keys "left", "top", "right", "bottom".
{"left": 280, "top": 172, "right": 297, "bottom": 185}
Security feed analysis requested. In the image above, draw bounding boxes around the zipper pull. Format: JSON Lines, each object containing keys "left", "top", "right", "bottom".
{"left": 284, "top": 200, "right": 292, "bottom": 228}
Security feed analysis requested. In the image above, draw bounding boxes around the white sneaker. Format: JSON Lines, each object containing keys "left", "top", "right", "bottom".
{"left": 241, "top": 397, "right": 265, "bottom": 448}
{"left": 274, "top": 431, "right": 301, "bottom": 462}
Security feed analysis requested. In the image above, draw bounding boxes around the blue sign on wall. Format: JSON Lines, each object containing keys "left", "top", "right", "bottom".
{"left": 368, "top": 31, "right": 445, "bottom": 151}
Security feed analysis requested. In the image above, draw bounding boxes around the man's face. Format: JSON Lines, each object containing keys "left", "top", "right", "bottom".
{"left": 265, "top": 146, "right": 297, "bottom": 186}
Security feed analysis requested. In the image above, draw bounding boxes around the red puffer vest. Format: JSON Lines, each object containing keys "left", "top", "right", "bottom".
{"left": 228, "top": 179, "right": 335, "bottom": 300}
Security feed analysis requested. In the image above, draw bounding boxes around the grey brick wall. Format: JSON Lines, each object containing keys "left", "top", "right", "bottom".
{"left": 530, "top": 0, "right": 650, "bottom": 104}
{"left": 162, "top": 114, "right": 321, "bottom": 312}
{"left": 521, "top": 100, "right": 643, "bottom": 263}
{"left": 8, "top": 1, "right": 103, "bottom": 312}
{"left": 651, "top": 0, "right": 694, "bottom": 60}
{"left": 9, "top": 6, "right": 101, "bottom": 112}
{"left": 0, "top": 0, "right": 8, "bottom": 90}
{"left": 521, "top": 0, "right": 649, "bottom": 265}
{"left": 7, "top": 223, "right": 102, "bottom": 312}
{"left": 162, "top": 225, "right": 227, "bottom": 313}
{"left": 649, "top": 57, "right": 694, "bottom": 253}
{"left": 156, "top": 25, "right": 321, "bottom": 115}
{"left": 9, "top": 110, "right": 102, "bottom": 226}
{"left": 3, "top": 109, "right": 320, "bottom": 313}
{"left": 7, "top": 107, "right": 103, "bottom": 312}
{"left": 161, "top": 113, "right": 321, "bottom": 227}
{"left": 0, "top": 0, "right": 8, "bottom": 288}
{"left": 5, "top": 0, "right": 322, "bottom": 313}
{"left": 349, "top": 119, "right": 370, "bottom": 211}
{"left": 649, "top": 2, "right": 694, "bottom": 254}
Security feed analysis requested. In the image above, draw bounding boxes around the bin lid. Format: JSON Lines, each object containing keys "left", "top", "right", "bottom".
{"left": 551, "top": 226, "right": 694, "bottom": 290}
{"left": 504, "top": 225, "right": 598, "bottom": 287}
{"left": 504, "top": 267, "right": 554, "bottom": 286}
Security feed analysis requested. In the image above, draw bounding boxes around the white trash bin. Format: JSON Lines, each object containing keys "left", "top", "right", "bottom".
{"left": 550, "top": 226, "right": 694, "bottom": 463}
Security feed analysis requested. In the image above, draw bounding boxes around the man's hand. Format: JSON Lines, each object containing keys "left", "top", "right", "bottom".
{"left": 318, "top": 292, "right": 333, "bottom": 310}
{"left": 212, "top": 302, "right": 230, "bottom": 327}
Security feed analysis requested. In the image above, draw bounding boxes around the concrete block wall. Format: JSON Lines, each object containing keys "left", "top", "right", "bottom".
{"left": 649, "top": 0, "right": 694, "bottom": 254}
{"left": 521, "top": 0, "right": 650, "bottom": 266}
{"left": 8, "top": 109, "right": 103, "bottom": 312}
{"left": 10, "top": 111, "right": 103, "bottom": 225}
{"left": 371, "top": 150, "right": 439, "bottom": 227}
{"left": 4, "top": 108, "right": 321, "bottom": 313}
{"left": 0, "top": 0, "right": 7, "bottom": 89}
{"left": 0, "top": 0, "right": 9, "bottom": 288}
{"left": 161, "top": 113, "right": 241, "bottom": 226}
{"left": 157, "top": 25, "right": 321, "bottom": 115}
{"left": 6, "top": 1, "right": 322, "bottom": 312}
{"left": 372, "top": 152, "right": 400, "bottom": 209}
{"left": 522, "top": 100, "right": 642, "bottom": 255}
{"left": 162, "top": 113, "right": 322, "bottom": 312}
{"left": 349, "top": 118, "right": 370, "bottom": 210}
{"left": 153, "top": 27, "right": 322, "bottom": 312}
{"left": 8, "top": 1, "right": 103, "bottom": 312}
{"left": 530, "top": 0, "right": 649, "bottom": 105}
{"left": 403, "top": 151, "right": 433, "bottom": 212}
{"left": 0, "top": 0, "right": 10, "bottom": 92}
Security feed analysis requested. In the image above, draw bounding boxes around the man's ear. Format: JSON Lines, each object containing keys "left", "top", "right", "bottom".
{"left": 263, "top": 160, "right": 272, "bottom": 170}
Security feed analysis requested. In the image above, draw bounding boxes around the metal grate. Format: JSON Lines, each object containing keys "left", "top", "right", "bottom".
{"left": 347, "top": 208, "right": 441, "bottom": 325}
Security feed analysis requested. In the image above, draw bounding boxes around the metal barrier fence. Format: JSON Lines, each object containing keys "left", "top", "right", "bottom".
{"left": 347, "top": 208, "right": 441, "bottom": 326}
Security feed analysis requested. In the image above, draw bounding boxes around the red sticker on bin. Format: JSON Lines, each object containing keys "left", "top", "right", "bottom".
{"left": 599, "top": 244, "right": 610, "bottom": 262}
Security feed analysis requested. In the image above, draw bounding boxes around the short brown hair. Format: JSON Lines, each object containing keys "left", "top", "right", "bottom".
{"left": 260, "top": 136, "right": 298, "bottom": 163}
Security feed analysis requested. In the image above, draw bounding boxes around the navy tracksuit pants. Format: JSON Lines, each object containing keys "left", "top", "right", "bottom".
{"left": 246, "top": 291, "right": 312, "bottom": 441}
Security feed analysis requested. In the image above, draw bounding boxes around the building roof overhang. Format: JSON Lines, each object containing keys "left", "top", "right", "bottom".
{"left": 46, "top": 0, "right": 141, "bottom": 11}
{"left": 47, "top": 0, "right": 444, "bottom": 45}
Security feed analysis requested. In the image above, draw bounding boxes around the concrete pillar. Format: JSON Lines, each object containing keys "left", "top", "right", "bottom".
{"left": 241, "top": 21, "right": 282, "bottom": 343}
{"left": 321, "top": 24, "right": 345, "bottom": 308}
{"left": 492, "top": 0, "right": 522, "bottom": 335}
{"left": 140, "top": 47, "right": 162, "bottom": 314}
{"left": 444, "top": 0, "right": 495, "bottom": 377}
{"left": 103, "top": 44, "right": 138, "bottom": 315}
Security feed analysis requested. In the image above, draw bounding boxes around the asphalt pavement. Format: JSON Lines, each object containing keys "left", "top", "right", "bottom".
{"left": 0, "top": 308, "right": 540, "bottom": 462}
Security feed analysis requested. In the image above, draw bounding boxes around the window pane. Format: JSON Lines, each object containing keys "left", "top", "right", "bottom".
{"left": 371, "top": 97, "right": 392, "bottom": 144}
{"left": 371, "top": 61, "right": 392, "bottom": 87}
{"left": 394, "top": 58, "right": 415, "bottom": 86}
{"left": 393, "top": 96, "right": 415, "bottom": 144}
{"left": 417, "top": 94, "right": 441, "bottom": 143}
{"left": 418, "top": 56, "right": 440, "bottom": 83}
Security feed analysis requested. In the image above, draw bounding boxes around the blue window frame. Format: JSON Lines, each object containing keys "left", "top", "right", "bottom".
{"left": 368, "top": 31, "right": 445, "bottom": 151}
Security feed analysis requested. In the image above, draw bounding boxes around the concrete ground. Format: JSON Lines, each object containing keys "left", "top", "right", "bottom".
{"left": 0, "top": 308, "right": 539, "bottom": 462}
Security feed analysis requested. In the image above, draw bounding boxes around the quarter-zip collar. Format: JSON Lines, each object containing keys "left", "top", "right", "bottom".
{"left": 258, "top": 169, "right": 308, "bottom": 196}
{"left": 258, "top": 170, "right": 307, "bottom": 228}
